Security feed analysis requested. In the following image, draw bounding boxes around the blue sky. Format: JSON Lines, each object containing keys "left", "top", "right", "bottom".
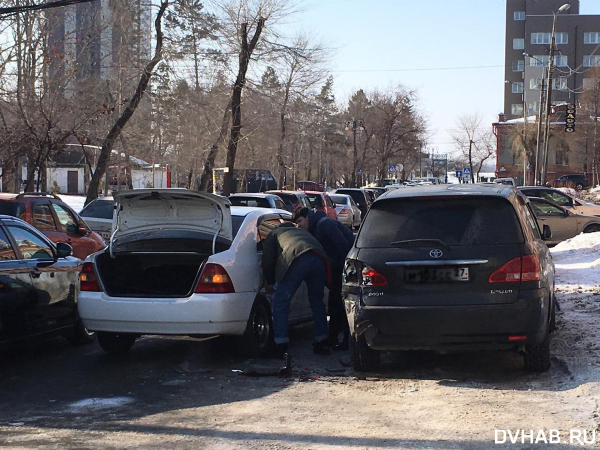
{"left": 296, "top": 0, "right": 600, "bottom": 158}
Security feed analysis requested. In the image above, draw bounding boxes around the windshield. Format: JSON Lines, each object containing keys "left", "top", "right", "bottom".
{"left": 80, "top": 199, "right": 114, "bottom": 219}
{"left": 357, "top": 197, "right": 524, "bottom": 248}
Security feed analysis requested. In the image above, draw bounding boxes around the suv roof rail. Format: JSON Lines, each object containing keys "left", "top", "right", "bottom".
{"left": 16, "top": 192, "right": 61, "bottom": 200}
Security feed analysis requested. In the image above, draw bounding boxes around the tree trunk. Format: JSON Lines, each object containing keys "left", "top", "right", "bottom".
{"left": 222, "top": 18, "right": 265, "bottom": 197}
{"left": 198, "top": 99, "right": 232, "bottom": 191}
{"left": 85, "top": 1, "right": 169, "bottom": 206}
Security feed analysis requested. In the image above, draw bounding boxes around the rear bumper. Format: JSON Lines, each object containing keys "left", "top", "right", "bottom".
{"left": 78, "top": 291, "right": 255, "bottom": 336}
{"left": 337, "top": 213, "right": 352, "bottom": 227}
{"left": 344, "top": 289, "right": 550, "bottom": 351}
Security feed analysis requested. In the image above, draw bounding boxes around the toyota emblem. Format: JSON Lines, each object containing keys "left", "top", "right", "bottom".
{"left": 429, "top": 249, "right": 443, "bottom": 259}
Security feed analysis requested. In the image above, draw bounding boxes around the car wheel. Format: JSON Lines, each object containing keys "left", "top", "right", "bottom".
{"left": 523, "top": 330, "right": 550, "bottom": 372}
{"left": 238, "top": 296, "right": 275, "bottom": 357}
{"left": 584, "top": 224, "right": 600, "bottom": 234}
{"left": 66, "top": 319, "right": 96, "bottom": 345}
{"left": 97, "top": 332, "right": 136, "bottom": 355}
{"left": 350, "top": 333, "right": 380, "bottom": 372}
{"left": 576, "top": 182, "right": 584, "bottom": 191}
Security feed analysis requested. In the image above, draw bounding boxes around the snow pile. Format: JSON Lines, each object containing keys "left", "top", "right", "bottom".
{"left": 557, "top": 187, "right": 581, "bottom": 199}
{"left": 551, "top": 232, "right": 600, "bottom": 294}
{"left": 584, "top": 185, "right": 600, "bottom": 205}
{"left": 67, "top": 396, "right": 134, "bottom": 412}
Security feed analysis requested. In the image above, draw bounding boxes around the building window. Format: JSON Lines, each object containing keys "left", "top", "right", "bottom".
{"left": 514, "top": 11, "right": 525, "bottom": 20}
{"left": 553, "top": 77, "right": 568, "bottom": 90}
{"left": 554, "top": 55, "right": 568, "bottom": 67}
{"left": 555, "top": 141, "right": 569, "bottom": 166}
{"left": 530, "top": 78, "right": 543, "bottom": 90}
{"left": 584, "top": 32, "right": 600, "bottom": 44}
{"left": 583, "top": 78, "right": 600, "bottom": 90}
{"left": 531, "top": 33, "right": 551, "bottom": 45}
{"left": 512, "top": 60, "right": 525, "bottom": 72}
{"left": 555, "top": 32, "right": 568, "bottom": 45}
{"left": 530, "top": 55, "right": 549, "bottom": 67}
{"left": 511, "top": 104, "right": 524, "bottom": 116}
{"left": 512, "top": 82, "right": 523, "bottom": 93}
{"left": 527, "top": 102, "right": 539, "bottom": 115}
{"left": 513, "top": 38, "right": 525, "bottom": 50}
{"left": 583, "top": 55, "right": 600, "bottom": 67}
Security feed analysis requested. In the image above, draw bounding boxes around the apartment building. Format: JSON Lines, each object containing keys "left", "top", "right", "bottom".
{"left": 504, "top": 0, "right": 600, "bottom": 120}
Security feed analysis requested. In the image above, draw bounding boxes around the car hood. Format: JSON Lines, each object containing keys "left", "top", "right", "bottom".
{"left": 112, "top": 189, "right": 232, "bottom": 242}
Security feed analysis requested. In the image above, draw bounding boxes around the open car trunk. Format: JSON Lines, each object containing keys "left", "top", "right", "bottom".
{"left": 96, "top": 251, "right": 207, "bottom": 298}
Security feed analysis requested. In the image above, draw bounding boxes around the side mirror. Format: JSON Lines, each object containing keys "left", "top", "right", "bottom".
{"left": 78, "top": 223, "right": 88, "bottom": 236}
{"left": 56, "top": 242, "right": 73, "bottom": 258}
{"left": 542, "top": 224, "right": 552, "bottom": 241}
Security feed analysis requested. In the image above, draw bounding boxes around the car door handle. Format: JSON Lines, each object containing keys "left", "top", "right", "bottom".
{"left": 31, "top": 268, "right": 41, "bottom": 278}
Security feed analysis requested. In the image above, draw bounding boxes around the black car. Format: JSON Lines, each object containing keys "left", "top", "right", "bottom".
{"left": 552, "top": 174, "right": 591, "bottom": 191}
{"left": 0, "top": 215, "right": 94, "bottom": 346}
{"left": 343, "top": 184, "right": 555, "bottom": 372}
{"left": 334, "top": 188, "right": 371, "bottom": 220}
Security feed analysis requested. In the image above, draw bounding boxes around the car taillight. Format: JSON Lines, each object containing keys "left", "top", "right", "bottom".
{"left": 195, "top": 263, "right": 235, "bottom": 294}
{"left": 80, "top": 262, "right": 101, "bottom": 291}
{"left": 362, "top": 265, "right": 388, "bottom": 286}
{"left": 489, "top": 254, "right": 540, "bottom": 283}
{"left": 339, "top": 208, "right": 349, "bottom": 214}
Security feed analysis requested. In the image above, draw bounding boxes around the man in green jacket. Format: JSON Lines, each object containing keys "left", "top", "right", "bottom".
{"left": 262, "top": 222, "right": 330, "bottom": 356}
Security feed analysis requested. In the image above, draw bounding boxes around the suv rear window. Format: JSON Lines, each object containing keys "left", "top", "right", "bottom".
{"left": 357, "top": 197, "right": 524, "bottom": 248}
{"left": 229, "top": 197, "right": 271, "bottom": 208}
{"left": 80, "top": 200, "right": 114, "bottom": 219}
{"left": 336, "top": 190, "right": 365, "bottom": 205}
{"left": 0, "top": 202, "right": 25, "bottom": 219}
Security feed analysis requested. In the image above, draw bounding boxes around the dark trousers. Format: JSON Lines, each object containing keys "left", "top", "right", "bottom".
{"left": 328, "top": 267, "right": 349, "bottom": 342}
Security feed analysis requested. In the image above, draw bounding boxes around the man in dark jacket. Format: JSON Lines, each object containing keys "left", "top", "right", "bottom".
{"left": 261, "top": 222, "right": 330, "bottom": 356}
{"left": 294, "top": 207, "right": 355, "bottom": 349}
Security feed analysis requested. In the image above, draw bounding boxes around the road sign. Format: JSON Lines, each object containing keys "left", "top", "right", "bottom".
{"left": 396, "top": 164, "right": 404, "bottom": 173}
{"left": 388, "top": 164, "right": 397, "bottom": 173}
{"left": 455, "top": 170, "right": 463, "bottom": 178}
{"left": 463, "top": 167, "right": 471, "bottom": 175}
{"left": 565, "top": 103, "right": 576, "bottom": 133}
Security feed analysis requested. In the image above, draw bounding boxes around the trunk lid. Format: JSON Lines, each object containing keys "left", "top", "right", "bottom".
{"left": 111, "top": 189, "right": 232, "bottom": 253}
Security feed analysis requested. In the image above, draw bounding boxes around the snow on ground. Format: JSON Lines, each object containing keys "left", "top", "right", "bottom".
{"left": 551, "top": 232, "right": 600, "bottom": 294}
{"left": 57, "top": 194, "right": 86, "bottom": 213}
{"left": 67, "top": 397, "right": 134, "bottom": 412}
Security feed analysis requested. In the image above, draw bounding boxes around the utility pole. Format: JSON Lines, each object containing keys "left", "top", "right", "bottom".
{"left": 534, "top": 76, "right": 546, "bottom": 185}
{"left": 468, "top": 139, "right": 474, "bottom": 183}
{"left": 541, "top": 34, "right": 555, "bottom": 186}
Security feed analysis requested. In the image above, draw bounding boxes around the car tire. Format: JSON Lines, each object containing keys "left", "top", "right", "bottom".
{"left": 66, "top": 319, "right": 96, "bottom": 345}
{"left": 576, "top": 182, "right": 584, "bottom": 191}
{"left": 238, "top": 296, "right": 275, "bottom": 357}
{"left": 523, "top": 330, "right": 551, "bottom": 372}
{"left": 350, "top": 333, "right": 380, "bottom": 372}
{"left": 584, "top": 224, "right": 600, "bottom": 234}
{"left": 97, "top": 332, "right": 136, "bottom": 355}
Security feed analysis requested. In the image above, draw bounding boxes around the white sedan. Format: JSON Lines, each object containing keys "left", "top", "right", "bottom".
{"left": 78, "top": 189, "right": 320, "bottom": 357}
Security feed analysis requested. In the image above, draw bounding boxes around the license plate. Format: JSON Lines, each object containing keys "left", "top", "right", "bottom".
{"left": 405, "top": 267, "right": 469, "bottom": 283}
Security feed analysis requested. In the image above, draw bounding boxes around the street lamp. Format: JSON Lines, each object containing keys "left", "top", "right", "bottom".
{"left": 523, "top": 52, "right": 548, "bottom": 185}
{"left": 540, "top": 3, "right": 571, "bottom": 185}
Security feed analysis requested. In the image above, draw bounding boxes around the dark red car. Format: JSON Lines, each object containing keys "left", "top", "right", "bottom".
{"left": 304, "top": 191, "right": 338, "bottom": 219}
{"left": 0, "top": 193, "right": 105, "bottom": 260}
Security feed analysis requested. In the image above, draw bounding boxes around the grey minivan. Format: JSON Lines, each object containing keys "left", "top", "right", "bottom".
{"left": 343, "top": 184, "right": 556, "bottom": 372}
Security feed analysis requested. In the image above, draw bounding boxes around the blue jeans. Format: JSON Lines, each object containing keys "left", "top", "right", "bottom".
{"left": 271, "top": 252, "right": 328, "bottom": 345}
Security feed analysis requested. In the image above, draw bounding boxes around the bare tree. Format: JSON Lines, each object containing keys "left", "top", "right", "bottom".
{"left": 85, "top": 1, "right": 170, "bottom": 205}
{"left": 450, "top": 114, "right": 496, "bottom": 183}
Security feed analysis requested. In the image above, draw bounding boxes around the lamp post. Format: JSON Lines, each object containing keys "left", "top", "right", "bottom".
{"left": 524, "top": 52, "right": 548, "bottom": 186}
{"left": 540, "top": 3, "right": 571, "bottom": 186}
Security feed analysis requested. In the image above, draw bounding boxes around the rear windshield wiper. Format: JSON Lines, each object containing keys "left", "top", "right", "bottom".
{"left": 390, "top": 239, "right": 450, "bottom": 250}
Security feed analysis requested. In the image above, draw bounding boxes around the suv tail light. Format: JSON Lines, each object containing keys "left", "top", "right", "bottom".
{"left": 489, "top": 254, "right": 540, "bottom": 283}
{"left": 80, "top": 262, "right": 101, "bottom": 291}
{"left": 344, "top": 260, "right": 387, "bottom": 286}
{"left": 195, "top": 263, "right": 235, "bottom": 294}
{"left": 339, "top": 208, "right": 349, "bottom": 215}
